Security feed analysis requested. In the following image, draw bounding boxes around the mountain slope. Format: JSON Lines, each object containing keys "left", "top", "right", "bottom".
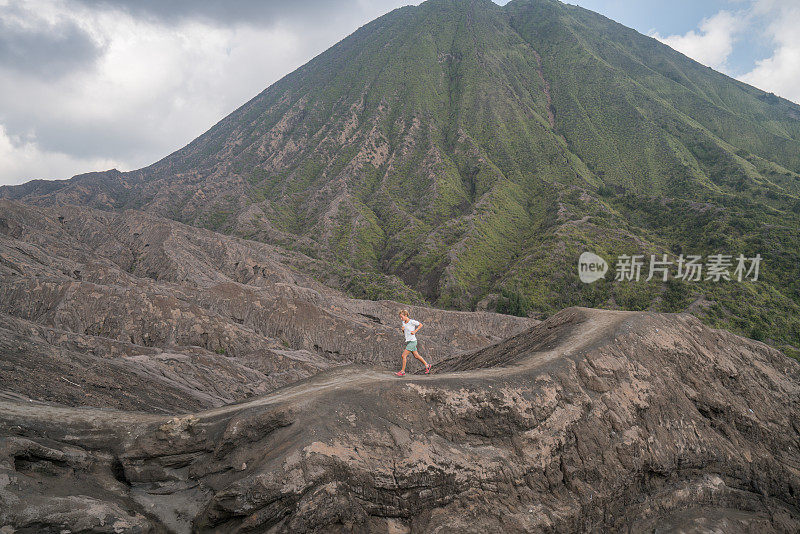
{"left": 2, "top": 0, "right": 800, "bottom": 350}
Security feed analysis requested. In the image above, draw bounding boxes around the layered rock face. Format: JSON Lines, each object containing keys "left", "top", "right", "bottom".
{"left": 0, "top": 200, "right": 534, "bottom": 413}
{"left": 1, "top": 307, "right": 798, "bottom": 532}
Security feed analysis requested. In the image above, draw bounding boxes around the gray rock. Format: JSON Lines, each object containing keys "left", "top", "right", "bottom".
{"left": 1, "top": 307, "right": 798, "bottom": 532}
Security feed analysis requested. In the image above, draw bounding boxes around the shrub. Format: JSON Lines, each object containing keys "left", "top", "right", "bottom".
{"left": 496, "top": 288, "right": 531, "bottom": 317}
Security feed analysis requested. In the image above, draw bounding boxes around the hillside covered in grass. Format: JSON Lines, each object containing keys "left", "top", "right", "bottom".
{"left": 3, "top": 0, "right": 799, "bottom": 354}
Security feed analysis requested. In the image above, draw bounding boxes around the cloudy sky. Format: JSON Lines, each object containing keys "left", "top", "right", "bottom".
{"left": 1, "top": 0, "right": 798, "bottom": 186}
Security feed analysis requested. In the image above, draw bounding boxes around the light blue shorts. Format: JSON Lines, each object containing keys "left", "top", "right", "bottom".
{"left": 405, "top": 340, "right": 417, "bottom": 352}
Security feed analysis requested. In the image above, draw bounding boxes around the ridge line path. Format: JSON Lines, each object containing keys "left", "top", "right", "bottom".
{"left": 0, "top": 307, "right": 630, "bottom": 429}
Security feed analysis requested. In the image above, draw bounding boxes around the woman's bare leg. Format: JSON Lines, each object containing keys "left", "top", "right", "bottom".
{"left": 412, "top": 350, "right": 428, "bottom": 367}
{"left": 399, "top": 349, "right": 410, "bottom": 373}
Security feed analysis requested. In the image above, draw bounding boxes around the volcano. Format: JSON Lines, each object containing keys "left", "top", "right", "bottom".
{"left": 1, "top": 0, "right": 800, "bottom": 531}
{"left": 3, "top": 0, "right": 800, "bottom": 350}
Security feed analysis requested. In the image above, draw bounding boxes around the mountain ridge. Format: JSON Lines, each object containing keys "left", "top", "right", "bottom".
{"left": 2, "top": 305, "right": 798, "bottom": 532}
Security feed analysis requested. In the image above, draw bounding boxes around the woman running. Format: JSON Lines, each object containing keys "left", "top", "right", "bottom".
{"left": 396, "top": 309, "right": 431, "bottom": 376}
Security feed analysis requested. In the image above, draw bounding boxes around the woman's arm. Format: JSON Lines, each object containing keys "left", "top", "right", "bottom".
{"left": 412, "top": 322, "right": 422, "bottom": 335}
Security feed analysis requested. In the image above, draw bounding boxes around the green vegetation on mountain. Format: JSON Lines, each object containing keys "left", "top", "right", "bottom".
{"left": 3, "top": 0, "right": 800, "bottom": 354}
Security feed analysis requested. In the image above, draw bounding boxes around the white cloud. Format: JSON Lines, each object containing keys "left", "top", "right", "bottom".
{"left": 0, "top": 124, "right": 121, "bottom": 185}
{"left": 647, "top": 1, "right": 800, "bottom": 105}
{"left": 649, "top": 11, "right": 744, "bottom": 72}
{"left": 738, "top": 0, "right": 800, "bottom": 105}
{"left": 0, "top": 2, "right": 309, "bottom": 182}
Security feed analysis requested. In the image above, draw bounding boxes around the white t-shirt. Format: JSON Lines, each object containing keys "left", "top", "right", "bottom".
{"left": 403, "top": 319, "right": 420, "bottom": 341}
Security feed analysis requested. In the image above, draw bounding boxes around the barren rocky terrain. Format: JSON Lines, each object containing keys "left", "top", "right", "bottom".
{"left": 1, "top": 198, "right": 798, "bottom": 532}
{"left": 1, "top": 190, "right": 799, "bottom": 533}
{"left": 0, "top": 200, "right": 533, "bottom": 413}
{"left": 1, "top": 306, "right": 798, "bottom": 532}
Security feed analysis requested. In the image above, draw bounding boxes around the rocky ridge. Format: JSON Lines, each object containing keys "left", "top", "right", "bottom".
{"left": 0, "top": 307, "right": 798, "bottom": 532}
{"left": 0, "top": 200, "right": 533, "bottom": 413}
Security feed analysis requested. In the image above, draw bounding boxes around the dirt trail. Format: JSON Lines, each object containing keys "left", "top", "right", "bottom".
{"left": 0, "top": 307, "right": 626, "bottom": 428}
